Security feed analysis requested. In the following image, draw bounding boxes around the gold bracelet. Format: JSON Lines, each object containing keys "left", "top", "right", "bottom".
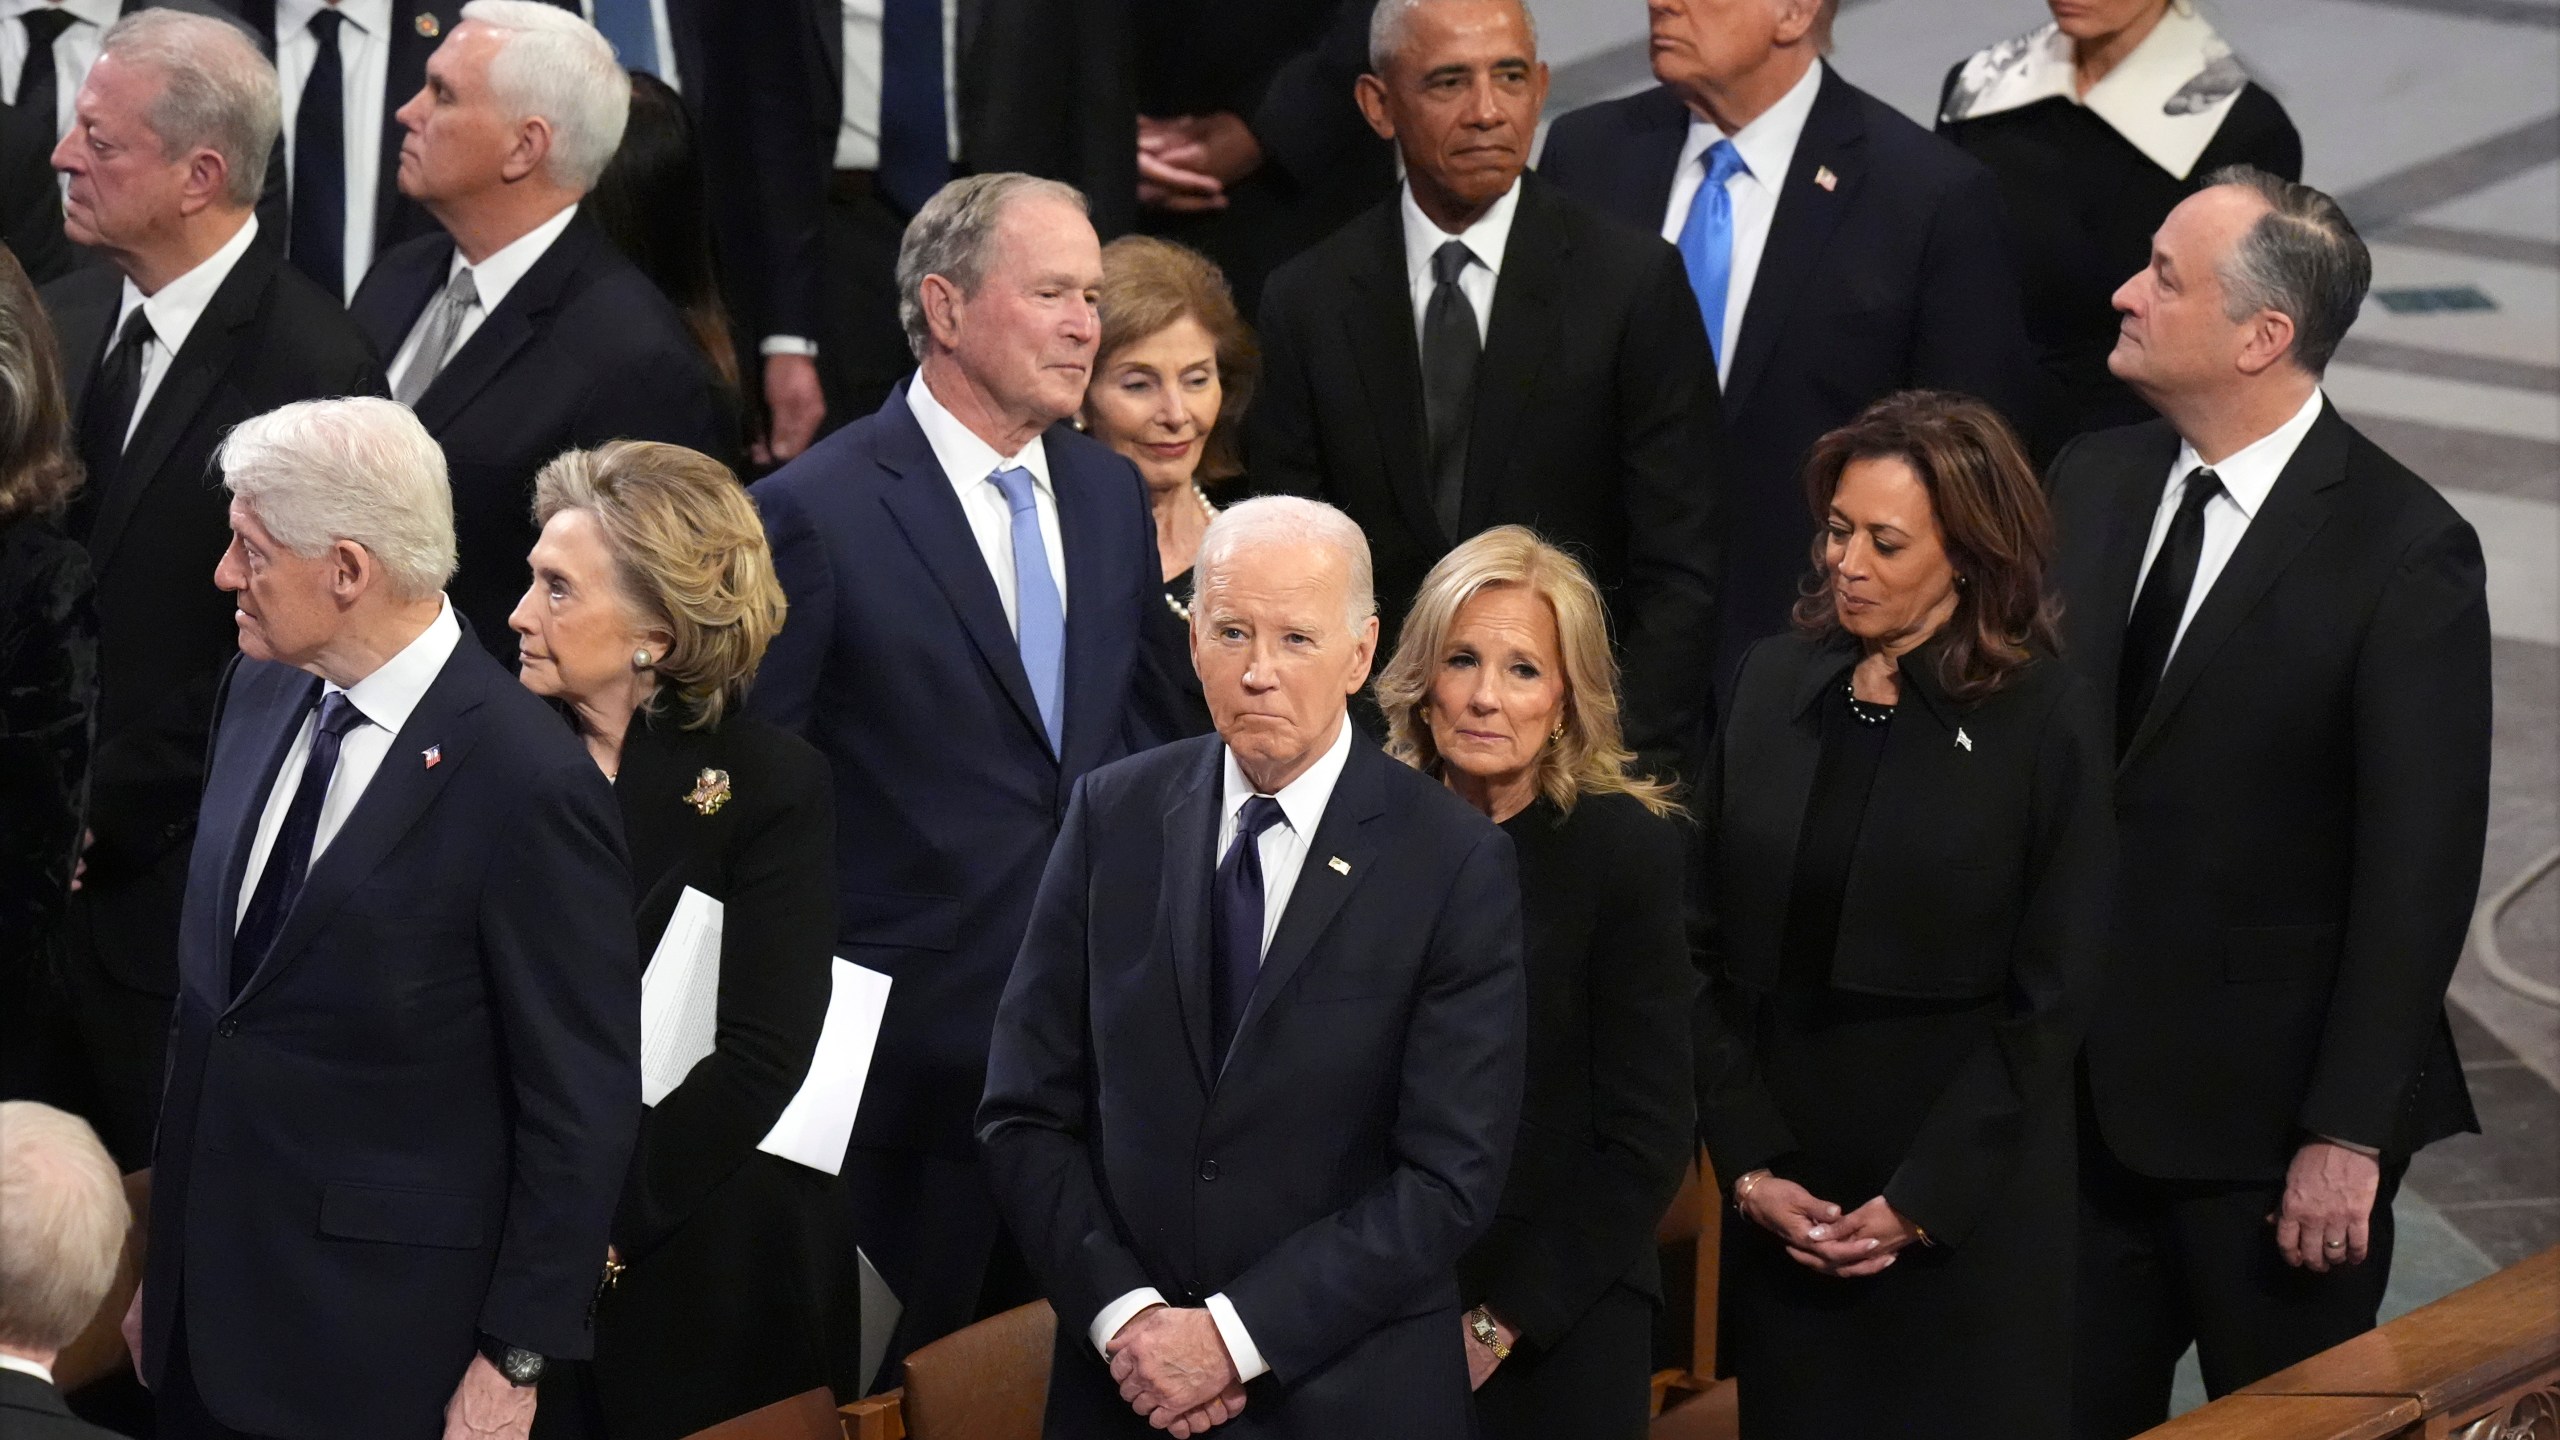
{"left": 1733, "top": 1169, "right": 1771, "bottom": 1205}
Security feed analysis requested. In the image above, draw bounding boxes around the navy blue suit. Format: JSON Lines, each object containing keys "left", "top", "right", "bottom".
{"left": 1540, "top": 66, "right": 2036, "bottom": 698}
{"left": 748, "top": 381, "right": 1160, "bottom": 1358}
{"left": 979, "top": 733, "right": 1527, "bottom": 1436}
{"left": 143, "top": 631, "right": 639, "bottom": 1440}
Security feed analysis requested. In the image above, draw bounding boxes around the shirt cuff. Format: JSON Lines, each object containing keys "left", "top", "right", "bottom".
{"left": 759, "top": 335, "right": 819, "bottom": 358}
{"left": 1089, "top": 1288, "right": 1166, "bottom": 1358}
{"left": 1204, "top": 1292, "right": 1268, "bottom": 1383}
{"left": 2317, "top": 1134, "right": 2383, "bottom": 1158}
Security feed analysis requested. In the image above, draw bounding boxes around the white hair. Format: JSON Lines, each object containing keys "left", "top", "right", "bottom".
{"left": 1367, "top": 0, "right": 1539, "bottom": 73}
{"left": 0, "top": 1103, "right": 128, "bottom": 1354}
{"left": 458, "top": 0, "right": 630, "bottom": 192}
{"left": 97, "top": 8, "right": 280, "bottom": 208}
{"left": 220, "top": 397, "right": 457, "bottom": 601}
{"left": 896, "top": 172, "right": 1090, "bottom": 361}
{"left": 1194, "top": 495, "right": 1377, "bottom": 636}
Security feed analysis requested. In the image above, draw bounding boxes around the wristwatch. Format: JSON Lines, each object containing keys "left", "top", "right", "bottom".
{"left": 1466, "top": 1306, "right": 1511, "bottom": 1361}
{"left": 477, "top": 1332, "right": 547, "bottom": 1387}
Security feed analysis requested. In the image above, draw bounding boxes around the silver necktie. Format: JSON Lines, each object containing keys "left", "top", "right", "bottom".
{"left": 393, "top": 267, "right": 480, "bottom": 405}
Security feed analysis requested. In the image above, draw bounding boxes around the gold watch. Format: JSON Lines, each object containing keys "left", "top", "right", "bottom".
{"left": 1467, "top": 1305, "right": 1511, "bottom": 1361}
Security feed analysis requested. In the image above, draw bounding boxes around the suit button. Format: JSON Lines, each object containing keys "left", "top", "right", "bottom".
{"left": 216, "top": 1019, "right": 238, "bottom": 1037}
{"left": 1198, "top": 1160, "right": 1219, "bottom": 1182}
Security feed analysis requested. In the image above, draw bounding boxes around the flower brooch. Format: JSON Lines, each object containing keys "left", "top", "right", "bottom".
{"left": 685, "top": 768, "right": 733, "bottom": 817}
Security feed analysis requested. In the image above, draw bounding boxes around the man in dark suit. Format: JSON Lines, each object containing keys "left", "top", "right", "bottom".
{"left": 0, "top": 1102, "right": 129, "bottom": 1440}
{"left": 1248, "top": 0, "right": 1721, "bottom": 780}
{"left": 2, "top": 97, "right": 72, "bottom": 281}
{"left": 132, "top": 396, "right": 639, "bottom": 1440}
{"left": 749, "top": 172, "right": 1163, "bottom": 1370}
{"left": 1539, "top": 0, "right": 2033, "bottom": 701}
{"left": 2049, "top": 170, "right": 2491, "bottom": 1436}
{"left": 37, "top": 6, "right": 382, "bottom": 1168}
{"left": 980, "top": 494, "right": 1526, "bottom": 1437}
{"left": 348, "top": 0, "right": 723, "bottom": 655}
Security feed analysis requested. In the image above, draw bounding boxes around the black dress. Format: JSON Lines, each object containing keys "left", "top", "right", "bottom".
{"left": 1464, "top": 791, "right": 1695, "bottom": 1440}
{"left": 1130, "top": 566, "right": 1215, "bottom": 745}
{"left": 1694, "top": 633, "right": 2113, "bottom": 1439}
{"left": 0, "top": 511, "right": 95, "bottom": 967}
{"left": 536, "top": 710, "right": 861, "bottom": 1440}
{"left": 1937, "top": 70, "right": 2300, "bottom": 443}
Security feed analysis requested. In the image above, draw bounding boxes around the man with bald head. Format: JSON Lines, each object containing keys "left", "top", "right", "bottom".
{"left": 981, "top": 496, "right": 1526, "bottom": 1436}
{"left": 2050, "top": 169, "right": 2490, "bottom": 1436}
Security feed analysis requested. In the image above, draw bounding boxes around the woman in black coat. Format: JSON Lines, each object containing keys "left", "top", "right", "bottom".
{"left": 1694, "top": 393, "right": 2111, "bottom": 1438}
{"left": 1938, "top": 0, "right": 2302, "bottom": 443}
{"left": 1373, "top": 526, "right": 1696, "bottom": 1440}
{"left": 510, "top": 441, "right": 859, "bottom": 1440}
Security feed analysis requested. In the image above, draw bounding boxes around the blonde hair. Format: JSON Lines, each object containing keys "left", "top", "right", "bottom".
{"left": 530, "top": 442, "right": 784, "bottom": 729}
{"left": 1375, "top": 526, "right": 1678, "bottom": 818}
{"left": 0, "top": 1102, "right": 128, "bottom": 1353}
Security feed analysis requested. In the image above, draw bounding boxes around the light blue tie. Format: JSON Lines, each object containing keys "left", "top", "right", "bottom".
{"left": 989, "top": 466, "right": 1065, "bottom": 752}
{"left": 1676, "top": 140, "right": 1750, "bottom": 369}
{"left": 591, "top": 0, "right": 659, "bottom": 75}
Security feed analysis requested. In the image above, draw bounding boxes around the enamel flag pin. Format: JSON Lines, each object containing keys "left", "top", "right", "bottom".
{"left": 423, "top": 745, "right": 442, "bottom": 768}
{"left": 1814, "top": 165, "right": 1838, "bottom": 191}
{"left": 1328, "top": 856, "right": 1351, "bottom": 875}
{"left": 1955, "top": 728, "right": 1973, "bottom": 752}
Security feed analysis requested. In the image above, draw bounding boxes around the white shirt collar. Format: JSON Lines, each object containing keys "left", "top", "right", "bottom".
{"left": 328, "top": 594, "right": 462, "bottom": 736}
{"left": 1940, "top": 9, "right": 2248, "bottom": 179}
{"left": 905, "top": 366, "right": 1054, "bottom": 497}
{"left": 445, "top": 202, "right": 579, "bottom": 318}
{"left": 1399, "top": 175, "right": 1523, "bottom": 287}
{"left": 1220, "top": 711, "right": 1356, "bottom": 843}
{"left": 276, "top": 0, "right": 389, "bottom": 38}
{"left": 1677, "top": 59, "right": 1824, "bottom": 192}
{"left": 0, "top": 1352, "right": 55, "bottom": 1385}
{"left": 2171, "top": 388, "right": 2325, "bottom": 522}
{"left": 116, "top": 214, "right": 260, "bottom": 351}
{"left": 2, "top": 0, "right": 118, "bottom": 31}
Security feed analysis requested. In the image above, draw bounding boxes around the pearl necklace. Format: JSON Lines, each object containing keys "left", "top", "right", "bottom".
{"left": 1845, "top": 674, "right": 1896, "bottom": 726}
{"left": 1163, "top": 483, "right": 1218, "bottom": 624}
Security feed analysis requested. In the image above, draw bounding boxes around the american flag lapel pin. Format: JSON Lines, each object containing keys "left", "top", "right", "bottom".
{"left": 1328, "top": 856, "right": 1350, "bottom": 875}
{"left": 423, "top": 745, "right": 442, "bottom": 769}
{"left": 1814, "top": 165, "right": 1838, "bottom": 192}
{"left": 1955, "top": 728, "right": 1973, "bottom": 752}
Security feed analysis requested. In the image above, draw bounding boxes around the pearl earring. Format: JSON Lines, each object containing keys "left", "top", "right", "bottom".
{"left": 632, "top": 648, "right": 653, "bottom": 671}
{"left": 1550, "top": 722, "right": 1566, "bottom": 743}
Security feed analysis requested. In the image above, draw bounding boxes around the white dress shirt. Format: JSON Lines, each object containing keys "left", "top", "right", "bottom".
{"left": 1661, "top": 60, "right": 1825, "bottom": 383}
{"left": 833, "top": 0, "right": 960, "bottom": 172}
{"left": 109, "top": 215, "right": 263, "bottom": 449}
{"left": 1087, "top": 717, "right": 1358, "bottom": 1382}
{"left": 2134, "top": 388, "right": 2326, "bottom": 660}
{"left": 276, "top": 0, "right": 391, "bottom": 302}
{"left": 0, "top": 0, "right": 117, "bottom": 138}
{"left": 0, "top": 1352, "right": 53, "bottom": 1386}
{"left": 385, "top": 202, "right": 580, "bottom": 388}
{"left": 236, "top": 597, "right": 462, "bottom": 927}
{"left": 1399, "top": 176, "right": 1519, "bottom": 349}
{"left": 905, "top": 369, "right": 1068, "bottom": 628}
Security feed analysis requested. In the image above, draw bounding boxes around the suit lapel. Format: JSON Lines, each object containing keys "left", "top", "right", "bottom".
{"left": 1230, "top": 739, "right": 1389, "bottom": 1059}
{"left": 414, "top": 216, "right": 605, "bottom": 432}
{"left": 1461, "top": 179, "right": 1564, "bottom": 536}
{"left": 376, "top": 4, "right": 455, "bottom": 243}
{"left": 1053, "top": 433, "right": 1123, "bottom": 772}
{"left": 209, "top": 670, "right": 321, "bottom": 999}
{"left": 2120, "top": 406, "right": 2350, "bottom": 770}
{"left": 349, "top": 232, "right": 450, "bottom": 361}
{"left": 53, "top": 278, "right": 113, "bottom": 420}
{"left": 1725, "top": 65, "right": 1862, "bottom": 416}
{"left": 1159, "top": 742, "right": 1222, "bottom": 1089}
{"left": 2071, "top": 428, "right": 2183, "bottom": 718}
{"left": 1625, "top": 86, "right": 1691, "bottom": 226}
{"left": 1340, "top": 205, "right": 1443, "bottom": 548}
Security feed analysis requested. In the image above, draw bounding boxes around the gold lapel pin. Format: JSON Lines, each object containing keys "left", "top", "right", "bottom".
{"left": 1328, "top": 856, "right": 1350, "bottom": 875}
{"left": 685, "top": 768, "right": 732, "bottom": 817}
{"left": 414, "top": 12, "right": 439, "bottom": 37}
{"left": 1815, "top": 165, "right": 1838, "bottom": 192}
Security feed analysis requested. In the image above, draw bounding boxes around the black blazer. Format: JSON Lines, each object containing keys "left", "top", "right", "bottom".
{"left": 1693, "top": 632, "right": 2112, "bottom": 1246}
{"left": 146, "top": 633, "right": 639, "bottom": 1438}
{"left": 1539, "top": 68, "right": 2036, "bottom": 693}
{"left": 0, "top": 512, "right": 95, "bottom": 966}
{"left": 1248, "top": 172, "right": 1723, "bottom": 776}
{"left": 0, "top": 1369, "right": 120, "bottom": 1440}
{"left": 978, "top": 733, "right": 1526, "bottom": 1437}
{"left": 1458, "top": 791, "right": 1693, "bottom": 1350}
{"left": 348, "top": 210, "right": 728, "bottom": 655}
{"left": 43, "top": 234, "right": 383, "bottom": 993}
{"left": 747, "top": 383, "right": 1158, "bottom": 1159}
{"left": 2050, "top": 406, "right": 2489, "bottom": 1181}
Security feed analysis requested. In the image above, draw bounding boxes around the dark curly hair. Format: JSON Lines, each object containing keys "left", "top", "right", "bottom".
{"left": 0, "top": 246, "right": 82, "bottom": 522}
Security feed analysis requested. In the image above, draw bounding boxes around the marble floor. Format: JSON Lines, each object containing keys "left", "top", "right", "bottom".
{"left": 1529, "top": 0, "right": 2560, "bottom": 1409}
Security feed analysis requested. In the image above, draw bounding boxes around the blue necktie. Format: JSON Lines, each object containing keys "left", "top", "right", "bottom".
{"left": 591, "top": 0, "right": 658, "bottom": 75}
{"left": 1676, "top": 140, "right": 1750, "bottom": 369}
{"left": 231, "top": 691, "right": 367, "bottom": 1000}
{"left": 1211, "top": 794, "right": 1287, "bottom": 1064}
{"left": 989, "top": 466, "right": 1064, "bottom": 752}
{"left": 877, "top": 0, "right": 948, "bottom": 214}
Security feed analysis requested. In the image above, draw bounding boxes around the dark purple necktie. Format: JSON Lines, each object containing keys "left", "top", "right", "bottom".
{"left": 231, "top": 691, "right": 367, "bottom": 999}
{"left": 1210, "top": 794, "right": 1286, "bottom": 1064}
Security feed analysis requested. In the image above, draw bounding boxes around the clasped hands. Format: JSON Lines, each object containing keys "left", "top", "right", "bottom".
{"left": 1735, "top": 1172, "right": 1922, "bottom": 1278}
{"left": 1106, "top": 1304, "right": 1249, "bottom": 1435}
{"left": 1137, "top": 113, "right": 1264, "bottom": 213}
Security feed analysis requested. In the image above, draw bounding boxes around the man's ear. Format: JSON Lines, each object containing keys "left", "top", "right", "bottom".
{"left": 2233, "top": 307, "right": 2299, "bottom": 379}
{"left": 500, "top": 113, "right": 555, "bottom": 185}
{"left": 919, "top": 272, "right": 966, "bottom": 352}
{"left": 1354, "top": 73, "right": 1396, "bottom": 143}
{"left": 1772, "top": 0, "right": 1824, "bottom": 48}
{"left": 330, "top": 539, "right": 376, "bottom": 606}
{"left": 175, "top": 146, "right": 231, "bottom": 218}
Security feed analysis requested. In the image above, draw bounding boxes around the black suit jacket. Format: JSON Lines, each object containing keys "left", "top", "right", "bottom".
{"left": 145, "top": 630, "right": 639, "bottom": 1439}
{"left": 348, "top": 210, "right": 727, "bottom": 653}
{"left": 1248, "top": 173, "right": 1723, "bottom": 776}
{"left": 43, "top": 232, "right": 383, "bottom": 994}
{"left": 677, "top": 0, "right": 827, "bottom": 348}
{"left": 978, "top": 732, "right": 1526, "bottom": 1437}
{"left": 747, "top": 383, "right": 1158, "bottom": 1159}
{"left": 0, "top": 1370, "right": 118, "bottom": 1439}
{"left": 2050, "top": 405, "right": 2489, "bottom": 1181}
{"left": 1539, "top": 67, "right": 2036, "bottom": 692}
{"left": 3, "top": 100, "right": 74, "bottom": 284}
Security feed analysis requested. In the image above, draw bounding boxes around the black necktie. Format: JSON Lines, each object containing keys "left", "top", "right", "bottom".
{"left": 73, "top": 306, "right": 155, "bottom": 527}
{"left": 1210, "top": 794, "right": 1286, "bottom": 1065}
{"left": 876, "top": 0, "right": 948, "bottom": 214}
{"left": 231, "top": 691, "right": 368, "bottom": 1000}
{"left": 2116, "top": 468, "right": 2224, "bottom": 754}
{"left": 291, "top": 7, "right": 347, "bottom": 299}
{"left": 1421, "top": 239, "right": 1480, "bottom": 542}
{"left": 13, "top": 8, "right": 75, "bottom": 135}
